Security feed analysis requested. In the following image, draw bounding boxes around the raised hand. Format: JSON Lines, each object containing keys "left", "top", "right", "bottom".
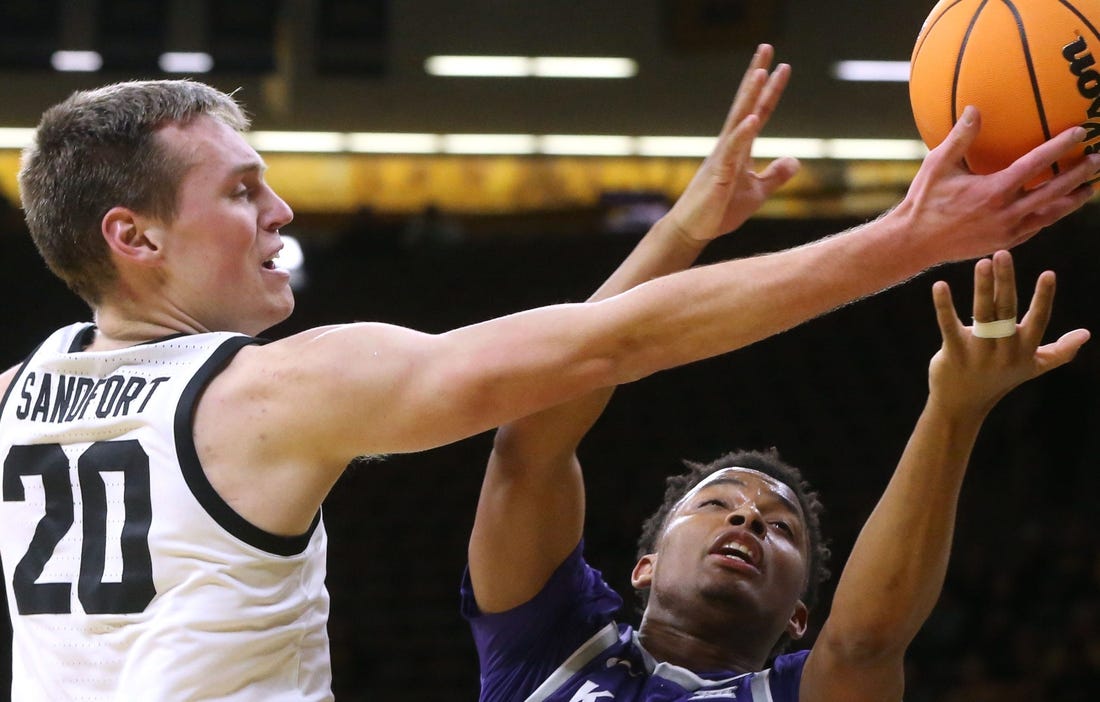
{"left": 898, "top": 108, "right": 1100, "bottom": 265}
{"left": 665, "top": 44, "right": 801, "bottom": 245}
{"left": 928, "top": 249, "right": 1090, "bottom": 416}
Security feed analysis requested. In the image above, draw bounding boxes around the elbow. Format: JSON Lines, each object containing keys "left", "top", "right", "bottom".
{"left": 815, "top": 620, "right": 910, "bottom": 669}
{"left": 595, "top": 328, "right": 663, "bottom": 387}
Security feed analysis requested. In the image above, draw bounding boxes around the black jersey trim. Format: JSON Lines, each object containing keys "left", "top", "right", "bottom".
{"left": 0, "top": 323, "right": 93, "bottom": 418}
{"left": 69, "top": 324, "right": 97, "bottom": 352}
{"left": 0, "top": 339, "right": 49, "bottom": 420}
{"left": 69, "top": 324, "right": 202, "bottom": 353}
{"left": 174, "top": 335, "right": 320, "bottom": 556}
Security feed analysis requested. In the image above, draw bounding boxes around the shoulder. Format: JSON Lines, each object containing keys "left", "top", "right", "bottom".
{"left": 765, "top": 649, "right": 810, "bottom": 701}
{"left": 221, "top": 322, "right": 435, "bottom": 386}
{"left": 463, "top": 542, "right": 622, "bottom": 625}
{"left": 0, "top": 364, "right": 17, "bottom": 397}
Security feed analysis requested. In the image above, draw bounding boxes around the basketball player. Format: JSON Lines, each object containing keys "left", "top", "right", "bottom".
{"left": 0, "top": 41, "right": 1095, "bottom": 698}
{"left": 463, "top": 249, "right": 1087, "bottom": 701}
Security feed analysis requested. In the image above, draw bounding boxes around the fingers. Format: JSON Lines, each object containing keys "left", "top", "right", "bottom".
{"left": 972, "top": 250, "right": 1017, "bottom": 322}
{"left": 925, "top": 107, "right": 1088, "bottom": 187}
{"left": 723, "top": 67, "right": 769, "bottom": 136}
{"left": 710, "top": 113, "right": 762, "bottom": 184}
{"left": 1004, "top": 184, "right": 1098, "bottom": 250}
{"left": 968, "top": 252, "right": 1060, "bottom": 350}
{"left": 1013, "top": 151, "right": 1100, "bottom": 223}
{"left": 971, "top": 257, "right": 996, "bottom": 323}
{"left": 992, "top": 250, "right": 1017, "bottom": 322}
{"left": 932, "top": 279, "right": 964, "bottom": 350}
{"left": 754, "top": 62, "right": 791, "bottom": 129}
{"left": 721, "top": 44, "right": 789, "bottom": 136}
{"left": 946, "top": 253, "right": 1089, "bottom": 391}
{"left": 1018, "top": 270, "right": 1056, "bottom": 348}
{"left": 927, "top": 105, "right": 982, "bottom": 174}
{"left": 1004, "top": 124, "right": 1091, "bottom": 192}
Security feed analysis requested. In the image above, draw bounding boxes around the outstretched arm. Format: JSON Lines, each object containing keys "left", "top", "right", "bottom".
{"left": 801, "top": 251, "right": 1090, "bottom": 702}
{"left": 217, "top": 99, "right": 1097, "bottom": 536}
{"left": 469, "top": 45, "right": 800, "bottom": 613}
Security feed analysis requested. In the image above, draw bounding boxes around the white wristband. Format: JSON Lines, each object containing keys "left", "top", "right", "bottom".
{"left": 971, "top": 317, "right": 1017, "bottom": 338}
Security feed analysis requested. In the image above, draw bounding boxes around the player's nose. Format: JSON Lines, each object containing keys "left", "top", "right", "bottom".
{"left": 727, "top": 504, "right": 766, "bottom": 537}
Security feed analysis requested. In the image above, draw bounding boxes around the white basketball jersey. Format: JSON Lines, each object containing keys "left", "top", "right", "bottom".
{"left": 0, "top": 323, "right": 332, "bottom": 701}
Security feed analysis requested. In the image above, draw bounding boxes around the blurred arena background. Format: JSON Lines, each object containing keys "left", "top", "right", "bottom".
{"left": 0, "top": 2, "right": 1096, "bottom": 699}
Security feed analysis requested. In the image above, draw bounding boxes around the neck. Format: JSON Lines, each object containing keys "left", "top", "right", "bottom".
{"left": 635, "top": 607, "right": 776, "bottom": 674}
{"left": 88, "top": 304, "right": 208, "bottom": 351}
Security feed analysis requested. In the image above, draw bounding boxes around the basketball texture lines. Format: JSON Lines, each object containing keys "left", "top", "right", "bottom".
{"left": 910, "top": 0, "right": 1100, "bottom": 180}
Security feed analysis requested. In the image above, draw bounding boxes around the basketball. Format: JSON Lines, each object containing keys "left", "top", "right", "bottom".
{"left": 909, "top": 0, "right": 1100, "bottom": 181}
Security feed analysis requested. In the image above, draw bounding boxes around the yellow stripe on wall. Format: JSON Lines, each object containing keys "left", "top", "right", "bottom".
{"left": 0, "top": 151, "right": 923, "bottom": 218}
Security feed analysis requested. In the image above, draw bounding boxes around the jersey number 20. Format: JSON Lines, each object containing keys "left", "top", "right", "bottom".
{"left": 3, "top": 440, "right": 155, "bottom": 615}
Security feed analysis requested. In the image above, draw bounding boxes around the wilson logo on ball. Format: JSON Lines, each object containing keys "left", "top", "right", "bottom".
{"left": 1063, "top": 35, "right": 1100, "bottom": 155}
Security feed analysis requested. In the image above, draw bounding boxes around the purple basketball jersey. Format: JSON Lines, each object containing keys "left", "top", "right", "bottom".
{"left": 461, "top": 542, "right": 806, "bottom": 702}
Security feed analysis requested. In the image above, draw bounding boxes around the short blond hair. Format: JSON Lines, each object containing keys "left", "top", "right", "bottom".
{"left": 19, "top": 80, "right": 249, "bottom": 305}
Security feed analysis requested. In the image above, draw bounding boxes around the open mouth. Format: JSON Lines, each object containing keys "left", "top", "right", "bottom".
{"left": 709, "top": 536, "right": 761, "bottom": 571}
{"left": 716, "top": 542, "right": 754, "bottom": 565}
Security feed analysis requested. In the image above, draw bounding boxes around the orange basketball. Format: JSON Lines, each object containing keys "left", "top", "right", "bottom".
{"left": 909, "top": 0, "right": 1100, "bottom": 181}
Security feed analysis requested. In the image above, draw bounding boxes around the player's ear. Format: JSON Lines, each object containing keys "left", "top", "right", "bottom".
{"left": 785, "top": 600, "right": 809, "bottom": 640}
{"left": 102, "top": 206, "right": 162, "bottom": 264}
{"left": 630, "top": 554, "right": 657, "bottom": 590}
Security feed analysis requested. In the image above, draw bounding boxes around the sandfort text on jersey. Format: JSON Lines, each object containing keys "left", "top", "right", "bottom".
{"left": 13, "top": 372, "right": 170, "bottom": 423}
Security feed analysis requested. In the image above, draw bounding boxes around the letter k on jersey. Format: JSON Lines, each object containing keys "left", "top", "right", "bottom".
{"left": 570, "top": 680, "right": 615, "bottom": 701}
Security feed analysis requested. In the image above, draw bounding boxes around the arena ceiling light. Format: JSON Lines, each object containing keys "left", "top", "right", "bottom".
{"left": 832, "top": 60, "right": 912, "bottom": 82}
{"left": 753, "top": 138, "right": 829, "bottom": 160}
{"left": 442, "top": 134, "right": 538, "bottom": 154}
{"left": 247, "top": 131, "right": 346, "bottom": 153}
{"left": 159, "top": 52, "right": 214, "bottom": 74}
{"left": 1, "top": 126, "right": 926, "bottom": 161}
{"left": 0, "top": 128, "right": 35, "bottom": 149}
{"left": 347, "top": 132, "right": 441, "bottom": 154}
{"left": 425, "top": 55, "right": 637, "bottom": 78}
{"left": 530, "top": 57, "right": 637, "bottom": 78}
{"left": 539, "top": 135, "right": 634, "bottom": 156}
{"left": 426, "top": 55, "right": 528, "bottom": 76}
{"left": 825, "top": 139, "right": 928, "bottom": 160}
{"left": 51, "top": 51, "right": 103, "bottom": 72}
{"left": 636, "top": 137, "right": 716, "bottom": 158}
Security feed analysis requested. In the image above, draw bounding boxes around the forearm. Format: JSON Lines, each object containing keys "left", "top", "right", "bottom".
{"left": 598, "top": 208, "right": 933, "bottom": 381}
{"left": 823, "top": 400, "right": 985, "bottom": 656}
{"left": 322, "top": 209, "right": 931, "bottom": 456}
{"left": 464, "top": 211, "right": 929, "bottom": 434}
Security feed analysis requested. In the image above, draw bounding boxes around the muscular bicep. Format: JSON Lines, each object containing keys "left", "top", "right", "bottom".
{"left": 252, "top": 314, "right": 620, "bottom": 466}
{"left": 241, "top": 323, "right": 483, "bottom": 465}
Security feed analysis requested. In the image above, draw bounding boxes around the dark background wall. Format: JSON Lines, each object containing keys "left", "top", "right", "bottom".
{"left": 0, "top": 199, "right": 1097, "bottom": 700}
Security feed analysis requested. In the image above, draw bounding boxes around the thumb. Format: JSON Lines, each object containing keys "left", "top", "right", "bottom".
{"left": 1036, "top": 328, "right": 1091, "bottom": 374}
{"left": 757, "top": 156, "right": 800, "bottom": 193}
{"left": 936, "top": 105, "right": 981, "bottom": 169}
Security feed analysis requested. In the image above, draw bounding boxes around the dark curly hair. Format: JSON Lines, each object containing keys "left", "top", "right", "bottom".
{"left": 635, "top": 448, "right": 831, "bottom": 653}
